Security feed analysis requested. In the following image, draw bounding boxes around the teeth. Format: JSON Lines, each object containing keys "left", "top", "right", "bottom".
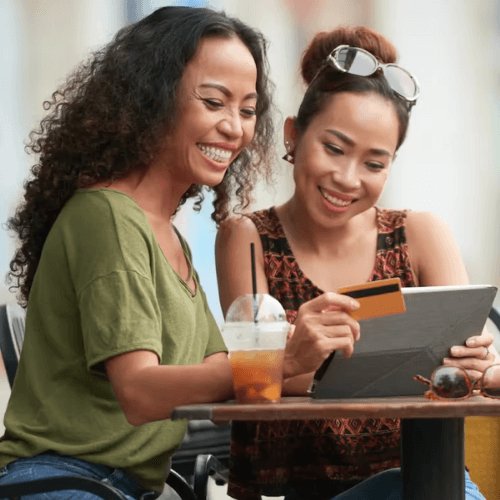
{"left": 319, "top": 187, "right": 352, "bottom": 207}
{"left": 197, "top": 144, "right": 232, "bottom": 163}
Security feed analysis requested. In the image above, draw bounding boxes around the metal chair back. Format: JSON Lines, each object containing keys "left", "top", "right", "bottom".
{"left": 0, "top": 303, "right": 26, "bottom": 388}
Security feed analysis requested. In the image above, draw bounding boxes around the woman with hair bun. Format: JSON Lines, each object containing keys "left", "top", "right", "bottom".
{"left": 217, "top": 26, "right": 493, "bottom": 500}
{"left": 0, "top": 6, "right": 276, "bottom": 499}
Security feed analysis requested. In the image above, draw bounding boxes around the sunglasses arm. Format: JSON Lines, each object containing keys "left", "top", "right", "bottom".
{"left": 413, "top": 374, "right": 432, "bottom": 387}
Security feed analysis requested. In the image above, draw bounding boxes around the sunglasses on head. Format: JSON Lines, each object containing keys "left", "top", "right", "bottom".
{"left": 309, "top": 45, "right": 420, "bottom": 111}
{"left": 414, "top": 365, "right": 500, "bottom": 401}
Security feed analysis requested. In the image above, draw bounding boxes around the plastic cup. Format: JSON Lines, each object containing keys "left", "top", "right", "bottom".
{"left": 222, "top": 294, "right": 289, "bottom": 404}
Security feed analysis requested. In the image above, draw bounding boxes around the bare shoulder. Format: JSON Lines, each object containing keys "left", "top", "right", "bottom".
{"left": 216, "top": 214, "right": 260, "bottom": 249}
{"left": 405, "top": 210, "right": 455, "bottom": 241}
{"left": 217, "top": 214, "right": 259, "bottom": 237}
{"left": 405, "top": 210, "right": 467, "bottom": 286}
{"left": 216, "top": 214, "right": 268, "bottom": 314}
{"left": 406, "top": 210, "right": 448, "bottom": 226}
{"left": 406, "top": 210, "right": 449, "bottom": 233}
{"left": 215, "top": 213, "right": 264, "bottom": 265}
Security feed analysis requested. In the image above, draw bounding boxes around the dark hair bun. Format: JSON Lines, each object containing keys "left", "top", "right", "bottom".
{"left": 301, "top": 26, "right": 398, "bottom": 85}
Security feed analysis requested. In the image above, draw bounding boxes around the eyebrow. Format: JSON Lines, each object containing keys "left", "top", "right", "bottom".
{"left": 326, "top": 129, "right": 394, "bottom": 158}
{"left": 199, "top": 83, "right": 258, "bottom": 100}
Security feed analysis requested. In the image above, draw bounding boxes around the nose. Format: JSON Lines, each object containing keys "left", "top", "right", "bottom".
{"left": 218, "top": 110, "right": 243, "bottom": 139}
{"left": 332, "top": 161, "right": 360, "bottom": 190}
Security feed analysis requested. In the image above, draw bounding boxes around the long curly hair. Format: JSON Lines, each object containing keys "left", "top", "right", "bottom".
{"left": 6, "top": 6, "right": 275, "bottom": 306}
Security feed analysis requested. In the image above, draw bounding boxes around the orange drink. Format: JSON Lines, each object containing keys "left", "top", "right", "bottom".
{"left": 222, "top": 294, "right": 290, "bottom": 404}
{"left": 229, "top": 349, "right": 285, "bottom": 403}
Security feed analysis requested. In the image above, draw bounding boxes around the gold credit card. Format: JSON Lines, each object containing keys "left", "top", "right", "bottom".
{"left": 337, "top": 278, "right": 406, "bottom": 321}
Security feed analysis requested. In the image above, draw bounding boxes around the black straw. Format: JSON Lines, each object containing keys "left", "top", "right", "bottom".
{"left": 250, "top": 242, "right": 258, "bottom": 323}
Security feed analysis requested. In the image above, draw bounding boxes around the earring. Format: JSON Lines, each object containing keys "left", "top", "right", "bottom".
{"left": 282, "top": 141, "right": 294, "bottom": 164}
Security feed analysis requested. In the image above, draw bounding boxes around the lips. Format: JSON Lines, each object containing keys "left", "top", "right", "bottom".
{"left": 319, "top": 187, "right": 356, "bottom": 207}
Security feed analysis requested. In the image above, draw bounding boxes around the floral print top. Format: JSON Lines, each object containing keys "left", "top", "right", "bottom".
{"left": 228, "top": 207, "right": 416, "bottom": 500}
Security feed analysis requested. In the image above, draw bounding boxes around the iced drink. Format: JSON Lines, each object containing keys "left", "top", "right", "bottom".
{"left": 229, "top": 348, "right": 285, "bottom": 403}
{"left": 222, "top": 294, "right": 289, "bottom": 404}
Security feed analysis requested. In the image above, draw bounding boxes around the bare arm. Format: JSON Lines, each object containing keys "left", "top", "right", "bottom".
{"left": 105, "top": 350, "right": 233, "bottom": 426}
{"left": 216, "top": 216, "right": 360, "bottom": 395}
{"left": 216, "top": 215, "right": 269, "bottom": 316}
{"left": 406, "top": 211, "right": 499, "bottom": 378}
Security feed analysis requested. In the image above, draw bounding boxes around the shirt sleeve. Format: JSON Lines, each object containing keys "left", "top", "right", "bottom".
{"left": 63, "top": 191, "right": 163, "bottom": 372}
{"left": 78, "top": 270, "right": 163, "bottom": 371}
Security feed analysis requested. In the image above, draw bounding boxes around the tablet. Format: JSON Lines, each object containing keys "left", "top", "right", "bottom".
{"left": 310, "top": 284, "right": 498, "bottom": 399}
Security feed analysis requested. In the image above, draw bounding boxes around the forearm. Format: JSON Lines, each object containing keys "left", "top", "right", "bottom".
{"left": 118, "top": 359, "right": 234, "bottom": 425}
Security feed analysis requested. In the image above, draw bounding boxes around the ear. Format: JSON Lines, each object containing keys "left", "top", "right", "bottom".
{"left": 283, "top": 116, "right": 299, "bottom": 149}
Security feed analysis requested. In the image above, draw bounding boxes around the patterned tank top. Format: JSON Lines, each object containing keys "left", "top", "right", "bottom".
{"left": 228, "top": 206, "right": 417, "bottom": 500}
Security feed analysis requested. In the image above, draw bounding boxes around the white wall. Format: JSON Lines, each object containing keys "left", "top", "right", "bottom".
{"left": 0, "top": 0, "right": 124, "bottom": 305}
{"left": 0, "top": 0, "right": 28, "bottom": 305}
{"left": 374, "top": 0, "right": 500, "bottom": 288}
{"left": 2, "top": 0, "right": 499, "bottom": 315}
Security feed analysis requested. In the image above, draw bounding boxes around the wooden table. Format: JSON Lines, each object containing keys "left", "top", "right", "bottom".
{"left": 172, "top": 396, "right": 500, "bottom": 500}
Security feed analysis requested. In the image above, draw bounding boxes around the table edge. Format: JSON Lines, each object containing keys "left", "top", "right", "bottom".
{"left": 171, "top": 396, "right": 500, "bottom": 421}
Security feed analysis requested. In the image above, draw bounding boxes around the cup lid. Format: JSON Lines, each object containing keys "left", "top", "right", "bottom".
{"left": 225, "top": 294, "right": 286, "bottom": 323}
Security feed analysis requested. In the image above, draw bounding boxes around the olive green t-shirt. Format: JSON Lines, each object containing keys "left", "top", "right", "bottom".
{"left": 0, "top": 189, "right": 227, "bottom": 492}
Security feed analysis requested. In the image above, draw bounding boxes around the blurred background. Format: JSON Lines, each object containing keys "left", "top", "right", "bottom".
{"left": 1, "top": 0, "right": 500, "bottom": 327}
{"left": 1, "top": 1, "right": 500, "bottom": 498}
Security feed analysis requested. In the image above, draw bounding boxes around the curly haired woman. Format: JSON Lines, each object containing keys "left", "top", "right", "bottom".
{"left": 0, "top": 6, "right": 277, "bottom": 499}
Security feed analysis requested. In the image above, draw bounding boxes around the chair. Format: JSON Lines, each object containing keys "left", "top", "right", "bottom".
{"left": 489, "top": 307, "right": 500, "bottom": 331}
{"left": 171, "top": 420, "right": 230, "bottom": 478}
{"left": 0, "top": 303, "right": 228, "bottom": 500}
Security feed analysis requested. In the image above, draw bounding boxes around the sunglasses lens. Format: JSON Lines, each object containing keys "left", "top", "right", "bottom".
{"left": 432, "top": 366, "right": 470, "bottom": 399}
{"left": 336, "top": 47, "right": 377, "bottom": 76}
{"left": 384, "top": 66, "right": 418, "bottom": 100}
{"left": 483, "top": 365, "right": 500, "bottom": 398}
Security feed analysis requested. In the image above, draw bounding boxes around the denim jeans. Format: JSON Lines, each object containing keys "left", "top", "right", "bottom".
{"left": 0, "top": 452, "right": 160, "bottom": 500}
{"left": 284, "top": 468, "right": 485, "bottom": 500}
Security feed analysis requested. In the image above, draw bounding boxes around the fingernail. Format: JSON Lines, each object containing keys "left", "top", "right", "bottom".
{"left": 351, "top": 301, "right": 360, "bottom": 309}
{"left": 450, "top": 347, "right": 460, "bottom": 356}
{"left": 467, "top": 339, "right": 477, "bottom": 347}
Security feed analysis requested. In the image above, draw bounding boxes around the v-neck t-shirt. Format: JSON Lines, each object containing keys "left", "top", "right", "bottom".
{"left": 0, "top": 189, "right": 227, "bottom": 493}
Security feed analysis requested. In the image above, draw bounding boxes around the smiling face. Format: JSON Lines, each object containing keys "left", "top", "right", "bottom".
{"left": 286, "top": 91, "right": 400, "bottom": 227}
{"left": 154, "top": 36, "right": 258, "bottom": 188}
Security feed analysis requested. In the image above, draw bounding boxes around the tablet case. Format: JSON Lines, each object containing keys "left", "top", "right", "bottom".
{"left": 311, "top": 285, "right": 498, "bottom": 399}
